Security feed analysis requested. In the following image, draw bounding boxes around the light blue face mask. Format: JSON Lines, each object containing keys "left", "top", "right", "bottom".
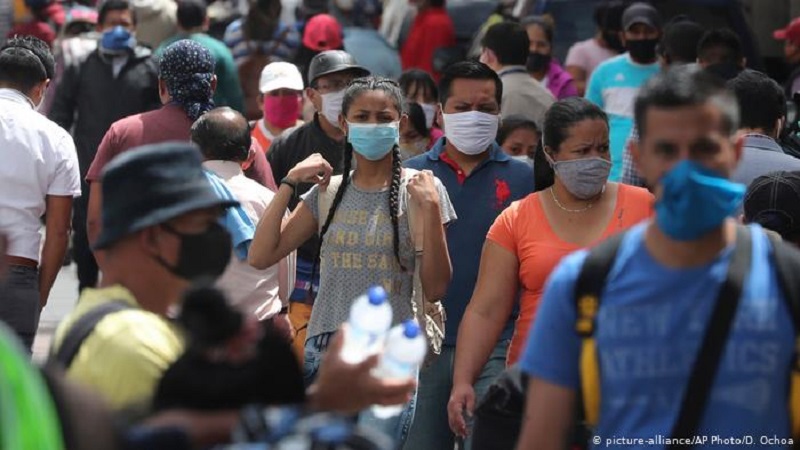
{"left": 347, "top": 121, "right": 400, "bottom": 161}
{"left": 655, "top": 159, "right": 746, "bottom": 241}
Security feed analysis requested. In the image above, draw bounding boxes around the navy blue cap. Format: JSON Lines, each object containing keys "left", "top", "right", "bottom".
{"left": 94, "top": 142, "right": 238, "bottom": 250}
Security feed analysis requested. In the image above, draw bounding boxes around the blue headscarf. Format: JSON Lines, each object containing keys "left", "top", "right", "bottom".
{"left": 159, "top": 40, "right": 216, "bottom": 121}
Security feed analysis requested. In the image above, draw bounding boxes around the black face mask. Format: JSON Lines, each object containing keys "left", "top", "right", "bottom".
{"left": 526, "top": 52, "right": 551, "bottom": 73}
{"left": 627, "top": 38, "right": 659, "bottom": 63}
{"left": 603, "top": 31, "right": 625, "bottom": 53}
{"left": 156, "top": 222, "right": 232, "bottom": 281}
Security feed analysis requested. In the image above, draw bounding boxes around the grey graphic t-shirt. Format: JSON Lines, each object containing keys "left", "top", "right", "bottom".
{"left": 302, "top": 173, "right": 456, "bottom": 339}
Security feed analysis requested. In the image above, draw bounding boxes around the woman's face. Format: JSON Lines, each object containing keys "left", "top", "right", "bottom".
{"left": 407, "top": 81, "right": 437, "bottom": 105}
{"left": 501, "top": 128, "right": 539, "bottom": 157}
{"left": 526, "top": 24, "right": 552, "bottom": 55}
{"left": 548, "top": 118, "right": 610, "bottom": 163}
{"left": 341, "top": 90, "right": 402, "bottom": 125}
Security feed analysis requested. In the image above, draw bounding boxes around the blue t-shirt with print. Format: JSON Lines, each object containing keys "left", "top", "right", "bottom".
{"left": 586, "top": 54, "right": 659, "bottom": 182}
{"left": 521, "top": 222, "right": 795, "bottom": 449}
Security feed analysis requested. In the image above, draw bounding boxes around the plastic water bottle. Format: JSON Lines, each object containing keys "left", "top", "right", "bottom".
{"left": 340, "top": 286, "right": 393, "bottom": 364}
{"left": 371, "top": 320, "right": 427, "bottom": 418}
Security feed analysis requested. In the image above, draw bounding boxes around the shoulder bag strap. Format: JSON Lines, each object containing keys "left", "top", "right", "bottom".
{"left": 668, "top": 225, "right": 752, "bottom": 447}
{"left": 50, "top": 301, "right": 133, "bottom": 369}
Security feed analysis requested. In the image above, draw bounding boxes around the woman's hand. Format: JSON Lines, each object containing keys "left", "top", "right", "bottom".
{"left": 286, "top": 153, "right": 333, "bottom": 187}
{"left": 407, "top": 170, "right": 440, "bottom": 211}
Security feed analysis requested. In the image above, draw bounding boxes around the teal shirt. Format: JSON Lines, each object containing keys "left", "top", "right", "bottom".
{"left": 156, "top": 33, "right": 245, "bottom": 113}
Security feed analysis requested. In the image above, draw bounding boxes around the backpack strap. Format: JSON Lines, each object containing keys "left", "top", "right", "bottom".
{"left": 574, "top": 231, "right": 627, "bottom": 427}
{"left": 50, "top": 301, "right": 133, "bottom": 369}
{"left": 668, "top": 225, "right": 751, "bottom": 447}
{"left": 765, "top": 232, "right": 800, "bottom": 439}
{"left": 317, "top": 176, "right": 344, "bottom": 233}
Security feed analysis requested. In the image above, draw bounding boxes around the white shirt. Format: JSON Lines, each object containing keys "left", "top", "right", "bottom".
{"left": 203, "top": 160, "right": 295, "bottom": 320}
{"left": 0, "top": 89, "right": 81, "bottom": 262}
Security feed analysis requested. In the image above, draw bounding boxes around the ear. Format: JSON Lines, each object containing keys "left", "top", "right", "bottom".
{"left": 258, "top": 93, "right": 265, "bottom": 113}
{"left": 158, "top": 78, "right": 170, "bottom": 103}
{"left": 732, "top": 131, "right": 745, "bottom": 166}
{"left": 399, "top": 113, "right": 409, "bottom": 130}
{"left": 436, "top": 103, "right": 445, "bottom": 128}
{"left": 339, "top": 114, "right": 348, "bottom": 134}
{"left": 210, "top": 75, "right": 218, "bottom": 95}
{"left": 740, "top": 57, "right": 747, "bottom": 68}
{"left": 306, "top": 87, "right": 320, "bottom": 110}
{"left": 543, "top": 145, "right": 556, "bottom": 164}
{"left": 139, "top": 226, "right": 161, "bottom": 256}
{"left": 630, "top": 139, "right": 641, "bottom": 169}
{"left": 619, "top": 30, "right": 627, "bottom": 47}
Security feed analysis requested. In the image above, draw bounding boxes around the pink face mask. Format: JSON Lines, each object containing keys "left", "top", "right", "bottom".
{"left": 264, "top": 94, "right": 301, "bottom": 129}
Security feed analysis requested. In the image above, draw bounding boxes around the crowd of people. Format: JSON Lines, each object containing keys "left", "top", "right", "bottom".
{"left": 4, "top": 0, "right": 800, "bottom": 448}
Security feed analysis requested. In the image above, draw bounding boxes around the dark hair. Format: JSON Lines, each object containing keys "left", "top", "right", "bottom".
{"left": 520, "top": 16, "right": 554, "bottom": 44}
{"left": 726, "top": 70, "right": 786, "bottom": 136}
{"left": 190, "top": 107, "right": 252, "bottom": 162}
{"left": 596, "top": 0, "right": 627, "bottom": 31}
{"left": 428, "top": 0, "right": 445, "bottom": 8}
{"left": 497, "top": 115, "right": 539, "bottom": 146}
{"left": 697, "top": 28, "right": 744, "bottom": 66}
{"left": 634, "top": 65, "right": 739, "bottom": 139}
{"left": 659, "top": 19, "right": 704, "bottom": 65}
{"left": 407, "top": 102, "right": 430, "bottom": 138}
{"left": 244, "top": 0, "right": 282, "bottom": 42}
{"left": 481, "top": 21, "right": 529, "bottom": 66}
{"left": 398, "top": 69, "right": 438, "bottom": 103}
{"left": 316, "top": 77, "right": 407, "bottom": 278}
{"left": 98, "top": 0, "right": 133, "bottom": 26}
{"left": 535, "top": 97, "right": 608, "bottom": 191}
{"left": 0, "top": 36, "right": 54, "bottom": 92}
{"left": 176, "top": 0, "right": 207, "bottom": 30}
{"left": 438, "top": 60, "right": 502, "bottom": 107}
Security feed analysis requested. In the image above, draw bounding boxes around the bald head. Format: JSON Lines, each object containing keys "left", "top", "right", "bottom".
{"left": 191, "top": 107, "right": 251, "bottom": 162}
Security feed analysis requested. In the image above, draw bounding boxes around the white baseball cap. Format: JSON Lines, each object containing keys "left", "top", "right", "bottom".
{"left": 259, "top": 62, "right": 304, "bottom": 94}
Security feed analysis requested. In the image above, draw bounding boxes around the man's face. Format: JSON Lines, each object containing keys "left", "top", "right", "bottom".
{"left": 622, "top": 23, "right": 659, "bottom": 46}
{"left": 309, "top": 70, "right": 358, "bottom": 112}
{"left": 439, "top": 78, "right": 499, "bottom": 117}
{"left": 98, "top": 9, "right": 134, "bottom": 32}
{"left": 633, "top": 103, "right": 742, "bottom": 196}
{"left": 147, "top": 207, "right": 222, "bottom": 279}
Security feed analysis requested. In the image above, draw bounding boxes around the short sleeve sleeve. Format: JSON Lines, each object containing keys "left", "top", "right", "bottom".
{"left": 519, "top": 250, "right": 586, "bottom": 389}
{"left": 564, "top": 42, "right": 585, "bottom": 69}
{"left": 585, "top": 63, "right": 604, "bottom": 107}
{"left": 48, "top": 134, "right": 81, "bottom": 197}
{"left": 486, "top": 198, "right": 522, "bottom": 254}
{"left": 301, "top": 184, "right": 321, "bottom": 222}
{"left": 86, "top": 124, "right": 118, "bottom": 182}
{"left": 434, "top": 176, "right": 457, "bottom": 225}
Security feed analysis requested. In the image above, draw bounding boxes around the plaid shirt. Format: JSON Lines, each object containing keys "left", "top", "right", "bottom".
{"left": 621, "top": 125, "right": 647, "bottom": 188}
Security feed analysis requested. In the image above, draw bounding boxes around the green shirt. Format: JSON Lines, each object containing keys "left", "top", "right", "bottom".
{"left": 156, "top": 33, "right": 245, "bottom": 113}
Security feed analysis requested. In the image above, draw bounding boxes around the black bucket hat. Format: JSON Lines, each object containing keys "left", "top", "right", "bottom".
{"left": 94, "top": 142, "right": 238, "bottom": 250}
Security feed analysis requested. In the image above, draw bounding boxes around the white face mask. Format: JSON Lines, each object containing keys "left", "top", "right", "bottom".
{"left": 321, "top": 90, "right": 345, "bottom": 129}
{"left": 420, "top": 103, "right": 436, "bottom": 129}
{"left": 512, "top": 154, "right": 533, "bottom": 168}
{"left": 442, "top": 110, "right": 499, "bottom": 155}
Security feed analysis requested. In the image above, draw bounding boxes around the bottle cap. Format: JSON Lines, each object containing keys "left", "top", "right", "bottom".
{"left": 367, "top": 285, "right": 387, "bottom": 305}
{"left": 402, "top": 320, "right": 421, "bottom": 338}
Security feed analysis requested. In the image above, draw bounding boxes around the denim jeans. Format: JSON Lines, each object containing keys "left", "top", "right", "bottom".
{"left": 0, "top": 266, "right": 41, "bottom": 352}
{"left": 304, "top": 332, "right": 419, "bottom": 448}
{"left": 402, "top": 339, "right": 510, "bottom": 450}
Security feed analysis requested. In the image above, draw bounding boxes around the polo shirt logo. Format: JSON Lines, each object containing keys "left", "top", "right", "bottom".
{"left": 495, "top": 179, "right": 511, "bottom": 209}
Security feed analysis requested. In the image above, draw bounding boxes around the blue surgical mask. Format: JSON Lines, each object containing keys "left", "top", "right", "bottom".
{"left": 101, "top": 26, "right": 135, "bottom": 53}
{"left": 655, "top": 160, "right": 745, "bottom": 241}
{"left": 347, "top": 121, "right": 400, "bottom": 161}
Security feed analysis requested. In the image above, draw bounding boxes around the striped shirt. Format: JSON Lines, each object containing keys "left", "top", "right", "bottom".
{"left": 223, "top": 18, "right": 301, "bottom": 66}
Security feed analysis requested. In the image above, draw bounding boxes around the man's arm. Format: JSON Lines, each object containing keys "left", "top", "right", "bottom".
{"left": 48, "top": 62, "right": 80, "bottom": 131}
{"left": 515, "top": 378, "right": 576, "bottom": 450}
{"left": 40, "top": 195, "right": 72, "bottom": 308}
{"left": 87, "top": 181, "right": 103, "bottom": 250}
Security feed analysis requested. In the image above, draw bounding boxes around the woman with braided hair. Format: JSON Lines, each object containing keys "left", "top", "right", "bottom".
{"left": 250, "top": 76, "right": 456, "bottom": 444}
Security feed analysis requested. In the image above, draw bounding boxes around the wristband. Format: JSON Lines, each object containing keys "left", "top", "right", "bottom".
{"left": 280, "top": 177, "right": 297, "bottom": 192}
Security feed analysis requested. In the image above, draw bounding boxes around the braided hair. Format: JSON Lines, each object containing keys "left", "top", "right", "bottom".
{"left": 314, "top": 77, "right": 408, "bottom": 285}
